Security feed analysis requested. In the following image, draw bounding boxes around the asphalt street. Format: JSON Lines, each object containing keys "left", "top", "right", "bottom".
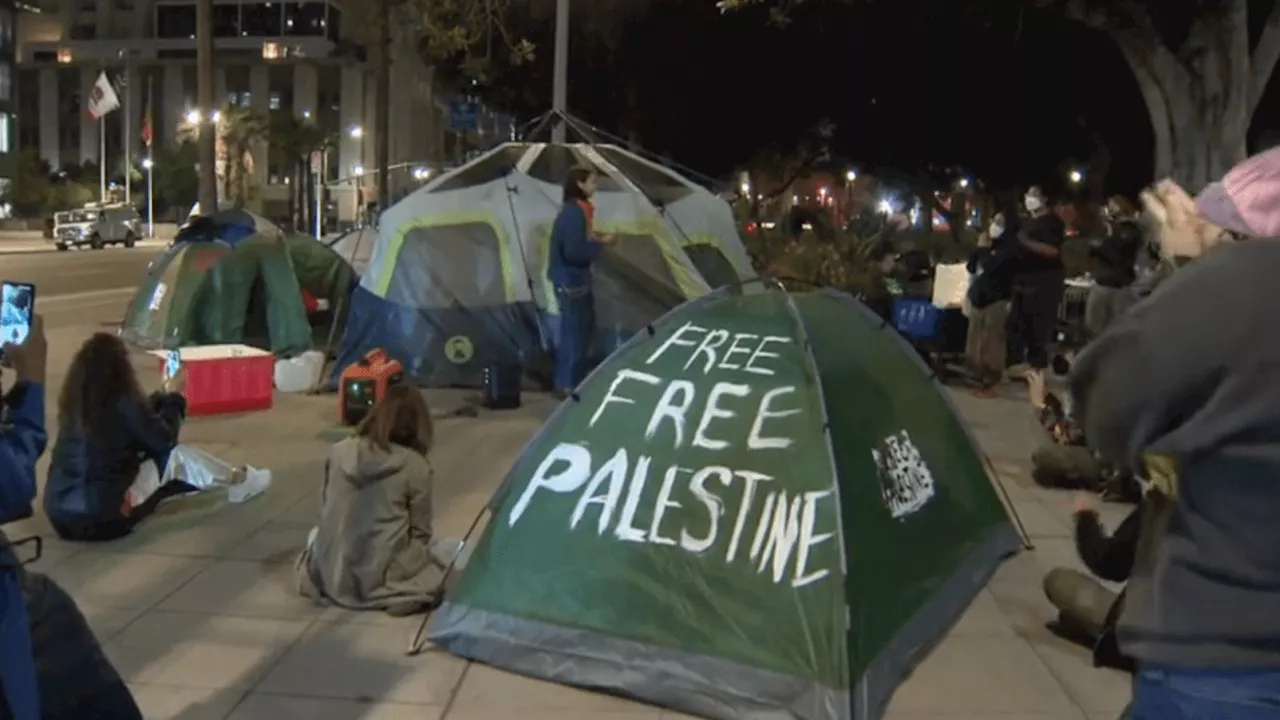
{"left": 1, "top": 247, "right": 160, "bottom": 330}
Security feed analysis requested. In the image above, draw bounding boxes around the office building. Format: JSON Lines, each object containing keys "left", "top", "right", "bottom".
{"left": 14, "top": 0, "right": 452, "bottom": 220}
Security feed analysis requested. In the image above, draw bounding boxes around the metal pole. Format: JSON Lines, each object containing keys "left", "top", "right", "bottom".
{"left": 314, "top": 152, "right": 323, "bottom": 238}
{"left": 146, "top": 154, "right": 154, "bottom": 236}
{"left": 551, "top": 0, "right": 568, "bottom": 143}
{"left": 99, "top": 116, "right": 106, "bottom": 201}
{"left": 146, "top": 74, "right": 153, "bottom": 236}
{"left": 122, "top": 56, "right": 131, "bottom": 204}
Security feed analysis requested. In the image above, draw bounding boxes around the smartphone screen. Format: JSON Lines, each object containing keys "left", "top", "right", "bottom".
{"left": 0, "top": 281, "right": 34, "bottom": 351}
{"left": 163, "top": 349, "right": 182, "bottom": 380}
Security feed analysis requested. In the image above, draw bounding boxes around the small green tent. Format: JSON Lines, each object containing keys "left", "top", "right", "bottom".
{"left": 429, "top": 286, "right": 1021, "bottom": 720}
{"left": 121, "top": 233, "right": 356, "bottom": 356}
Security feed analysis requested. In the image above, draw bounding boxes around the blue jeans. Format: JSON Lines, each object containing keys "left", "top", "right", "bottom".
{"left": 553, "top": 285, "right": 596, "bottom": 393}
{"left": 1129, "top": 664, "right": 1280, "bottom": 719}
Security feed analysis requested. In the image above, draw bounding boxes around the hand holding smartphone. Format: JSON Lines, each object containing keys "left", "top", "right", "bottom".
{"left": 162, "top": 349, "right": 187, "bottom": 394}
{"left": 0, "top": 281, "right": 34, "bottom": 354}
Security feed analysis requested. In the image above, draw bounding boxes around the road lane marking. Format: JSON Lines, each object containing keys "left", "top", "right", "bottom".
{"left": 38, "top": 288, "right": 136, "bottom": 303}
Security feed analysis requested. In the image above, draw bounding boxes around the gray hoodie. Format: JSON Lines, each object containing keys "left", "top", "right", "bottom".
{"left": 296, "top": 436, "right": 445, "bottom": 610}
{"left": 1070, "top": 239, "right": 1280, "bottom": 668}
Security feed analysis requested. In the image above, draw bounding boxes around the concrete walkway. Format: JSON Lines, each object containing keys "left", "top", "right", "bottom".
{"left": 14, "top": 322, "right": 1130, "bottom": 719}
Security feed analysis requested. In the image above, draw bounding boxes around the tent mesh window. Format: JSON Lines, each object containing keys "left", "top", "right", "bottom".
{"left": 595, "top": 147, "right": 695, "bottom": 206}
{"left": 431, "top": 146, "right": 529, "bottom": 192}
{"left": 592, "top": 235, "right": 683, "bottom": 336}
{"left": 683, "top": 244, "right": 739, "bottom": 290}
{"left": 386, "top": 223, "right": 507, "bottom": 308}
{"left": 525, "top": 146, "right": 626, "bottom": 192}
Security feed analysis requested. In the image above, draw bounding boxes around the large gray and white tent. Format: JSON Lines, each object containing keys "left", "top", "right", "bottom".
{"left": 331, "top": 141, "right": 754, "bottom": 388}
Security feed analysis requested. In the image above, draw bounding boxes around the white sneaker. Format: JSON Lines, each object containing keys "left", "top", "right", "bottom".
{"left": 228, "top": 467, "right": 271, "bottom": 504}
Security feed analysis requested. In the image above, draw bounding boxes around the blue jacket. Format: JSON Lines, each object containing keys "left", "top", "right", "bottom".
{"left": 548, "top": 202, "right": 602, "bottom": 289}
{"left": 0, "top": 380, "right": 46, "bottom": 720}
{"left": 44, "top": 392, "right": 184, "bottom": 525}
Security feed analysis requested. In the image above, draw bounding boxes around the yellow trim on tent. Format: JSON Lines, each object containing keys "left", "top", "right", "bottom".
{"left": 371, "top": 211, "right": 517, "bottom": 300}
{"left": 534, "top": 218, "right": 705, "bottom": 313}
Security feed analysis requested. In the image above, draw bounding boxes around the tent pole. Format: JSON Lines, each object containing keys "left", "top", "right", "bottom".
{"left": 310, "top": 291, "right": 348, "bottom": 394}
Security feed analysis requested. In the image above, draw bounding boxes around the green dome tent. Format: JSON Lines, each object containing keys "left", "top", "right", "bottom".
{"left": 121, "top": 234, "right": 356, "bottom": 356}
{"left": 429, "top": 285, "right": 1023, "bottom": 720}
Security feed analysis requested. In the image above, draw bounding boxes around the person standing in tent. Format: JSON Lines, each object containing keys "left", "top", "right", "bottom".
{"left": 549, "top": 167, "right": 616, "bottom": 398}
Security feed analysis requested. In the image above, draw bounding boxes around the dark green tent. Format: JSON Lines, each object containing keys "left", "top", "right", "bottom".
{"left": 121, "top": 233, "right": 355, "bottom": 356}
{"left": 429, "top": 286, "right": 1021, "bottom": 720}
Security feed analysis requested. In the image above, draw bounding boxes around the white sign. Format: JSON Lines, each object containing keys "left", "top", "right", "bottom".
{"left": 507, "top": 321, "right": 838, "bottom": 589}
{"left": 148, "top": 282, "right": 167, "bottom": 311}
{"left": 872, "top": 430, "right": 936, "bottom": 520}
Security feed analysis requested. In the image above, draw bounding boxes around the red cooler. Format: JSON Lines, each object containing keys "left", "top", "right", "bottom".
{"left": 152, "top": 345, "right": 274, "bottom": 416}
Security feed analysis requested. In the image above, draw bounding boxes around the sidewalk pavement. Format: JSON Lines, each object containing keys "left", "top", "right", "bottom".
{"left": 17, "top": 317, "right": 1130, "bottom": 719}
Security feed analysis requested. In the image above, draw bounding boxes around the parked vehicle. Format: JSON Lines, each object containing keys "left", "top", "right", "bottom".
{"left": 53, "top": 205, "right": 143, "bottom": 250}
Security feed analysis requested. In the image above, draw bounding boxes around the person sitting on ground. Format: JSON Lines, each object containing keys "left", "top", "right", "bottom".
{"left": 43, "top": 333, "right": 197, "bottom": 542}
{"left": 296, "top": 384, "right": 446, "bottom": 617}
{"left": 1043, "top": 494, "right": 1141, "bottom": 673}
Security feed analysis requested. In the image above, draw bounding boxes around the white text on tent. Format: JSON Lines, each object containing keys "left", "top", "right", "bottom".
{"left": 507, "top": 442, "right": 836, "bottom": 589}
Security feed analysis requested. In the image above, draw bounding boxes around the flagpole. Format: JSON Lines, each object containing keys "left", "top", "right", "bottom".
{"left": 145, "top": 76, "right": 154, "bottom": 237}
{"left": 122, "top": 58, "right": 131, "bottom": 204}
{"left": 99, "top": 116, "right": 106, "bottom": 202}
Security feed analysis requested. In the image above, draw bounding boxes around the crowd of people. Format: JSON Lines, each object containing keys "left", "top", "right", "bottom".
{"left": 3, "top": 145, "right": 1279, "bottom": 717}
{"left": 1041, "top": 149, "right": 1280, "bottom": 720}
{"left": 0, "top": 326, "right": 450, "bottom": 715}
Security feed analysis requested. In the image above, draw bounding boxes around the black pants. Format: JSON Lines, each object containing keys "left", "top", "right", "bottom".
{"left": 51, "top": 481, "right": 200, "bottom": 542}
{"left": 1010, "top": 277, "right": 1064, "bottom": 369}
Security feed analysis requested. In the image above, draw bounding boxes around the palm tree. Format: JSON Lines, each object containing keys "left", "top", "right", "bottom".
{"left": 267, "top": 110, "right": 337, "bottom": 231}
{"left": 176, "top": 105, "right": 268, "bottom": 208}
{"left": 337, "top": 0, "right": 531, "bottom": 214}
{"left": 217, "top": 106, "right": 268, "bottom": 206}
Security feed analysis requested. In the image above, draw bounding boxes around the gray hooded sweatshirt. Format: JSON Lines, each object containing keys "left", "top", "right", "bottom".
{"left": 296, "top": 436, "right": 445, "bottom": 610}
{"left": 1070, "top": 239, "right": 1280, "bottom": 668}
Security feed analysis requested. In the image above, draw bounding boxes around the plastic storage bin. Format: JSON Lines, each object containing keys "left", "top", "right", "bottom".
{"left": 152, "top": 345, "right": 274, "bottom": 416}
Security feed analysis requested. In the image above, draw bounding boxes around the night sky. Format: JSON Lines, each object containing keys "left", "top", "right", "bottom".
{"left": 498, "top": 0, "right": 1280, "bottom": 197}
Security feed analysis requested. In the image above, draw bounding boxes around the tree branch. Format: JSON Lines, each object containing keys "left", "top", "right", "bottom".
{"left": 1251, "top": 0, "right": 1280, "bottom": 115}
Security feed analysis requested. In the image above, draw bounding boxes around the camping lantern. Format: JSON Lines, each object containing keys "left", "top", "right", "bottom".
{"left": 338, "top": 349, "right": 405, "bottom": 425}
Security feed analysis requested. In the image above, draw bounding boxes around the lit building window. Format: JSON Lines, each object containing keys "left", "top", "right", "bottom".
{"left": 56, "top": 48, "right": 73, "bottom": 64}
{"left": 262, "top": 41, "right": 281, "bottom": 60}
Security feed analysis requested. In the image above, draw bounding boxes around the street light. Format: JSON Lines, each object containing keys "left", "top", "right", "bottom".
{"left": 740, "top": 180, "right": 750, "bottom": 196}
{"left": 958, "top": 177, "right": 970, "bottom": 188}
{"left": 877, "top": 197, "right": 894, "bottom": 214}
{"left": 349, "top": 125, "right": 363, "bottom": 139}
{"left": 185, "top": 109, "right": 200, "bottom": 124}
{"left": 845, "top": 169, "right": 857, "bottom": 182}
{"left": 1068, "top": 168, "right": 1084, "bottom": 184}
{"left": 353, "top": 165, "right": 364, "bottom": 176}
{"left": 141, "top": 158, "right": 153, "bottom": 169}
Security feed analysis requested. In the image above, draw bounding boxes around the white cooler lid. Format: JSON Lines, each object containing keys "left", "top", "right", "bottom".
{"left": 149, "top": 344, "right": 273, "bottom": 361}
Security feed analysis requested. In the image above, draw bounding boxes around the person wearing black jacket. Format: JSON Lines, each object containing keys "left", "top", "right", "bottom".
{"left": 964, "top": 213, "right": 1017, "bottom": 395}
{"left": 1043, "top": 497, "right": 1142, "bottom": 672}
{"left": 1085, "top": 196, "right": 1142, "bottom": 338}
{"left": 42, "top": 333, "right": 195, "bottom": 542}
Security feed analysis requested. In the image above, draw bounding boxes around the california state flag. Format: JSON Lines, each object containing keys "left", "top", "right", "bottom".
{"left": 86, "top": 72, "right": 120, "bottom": 120}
